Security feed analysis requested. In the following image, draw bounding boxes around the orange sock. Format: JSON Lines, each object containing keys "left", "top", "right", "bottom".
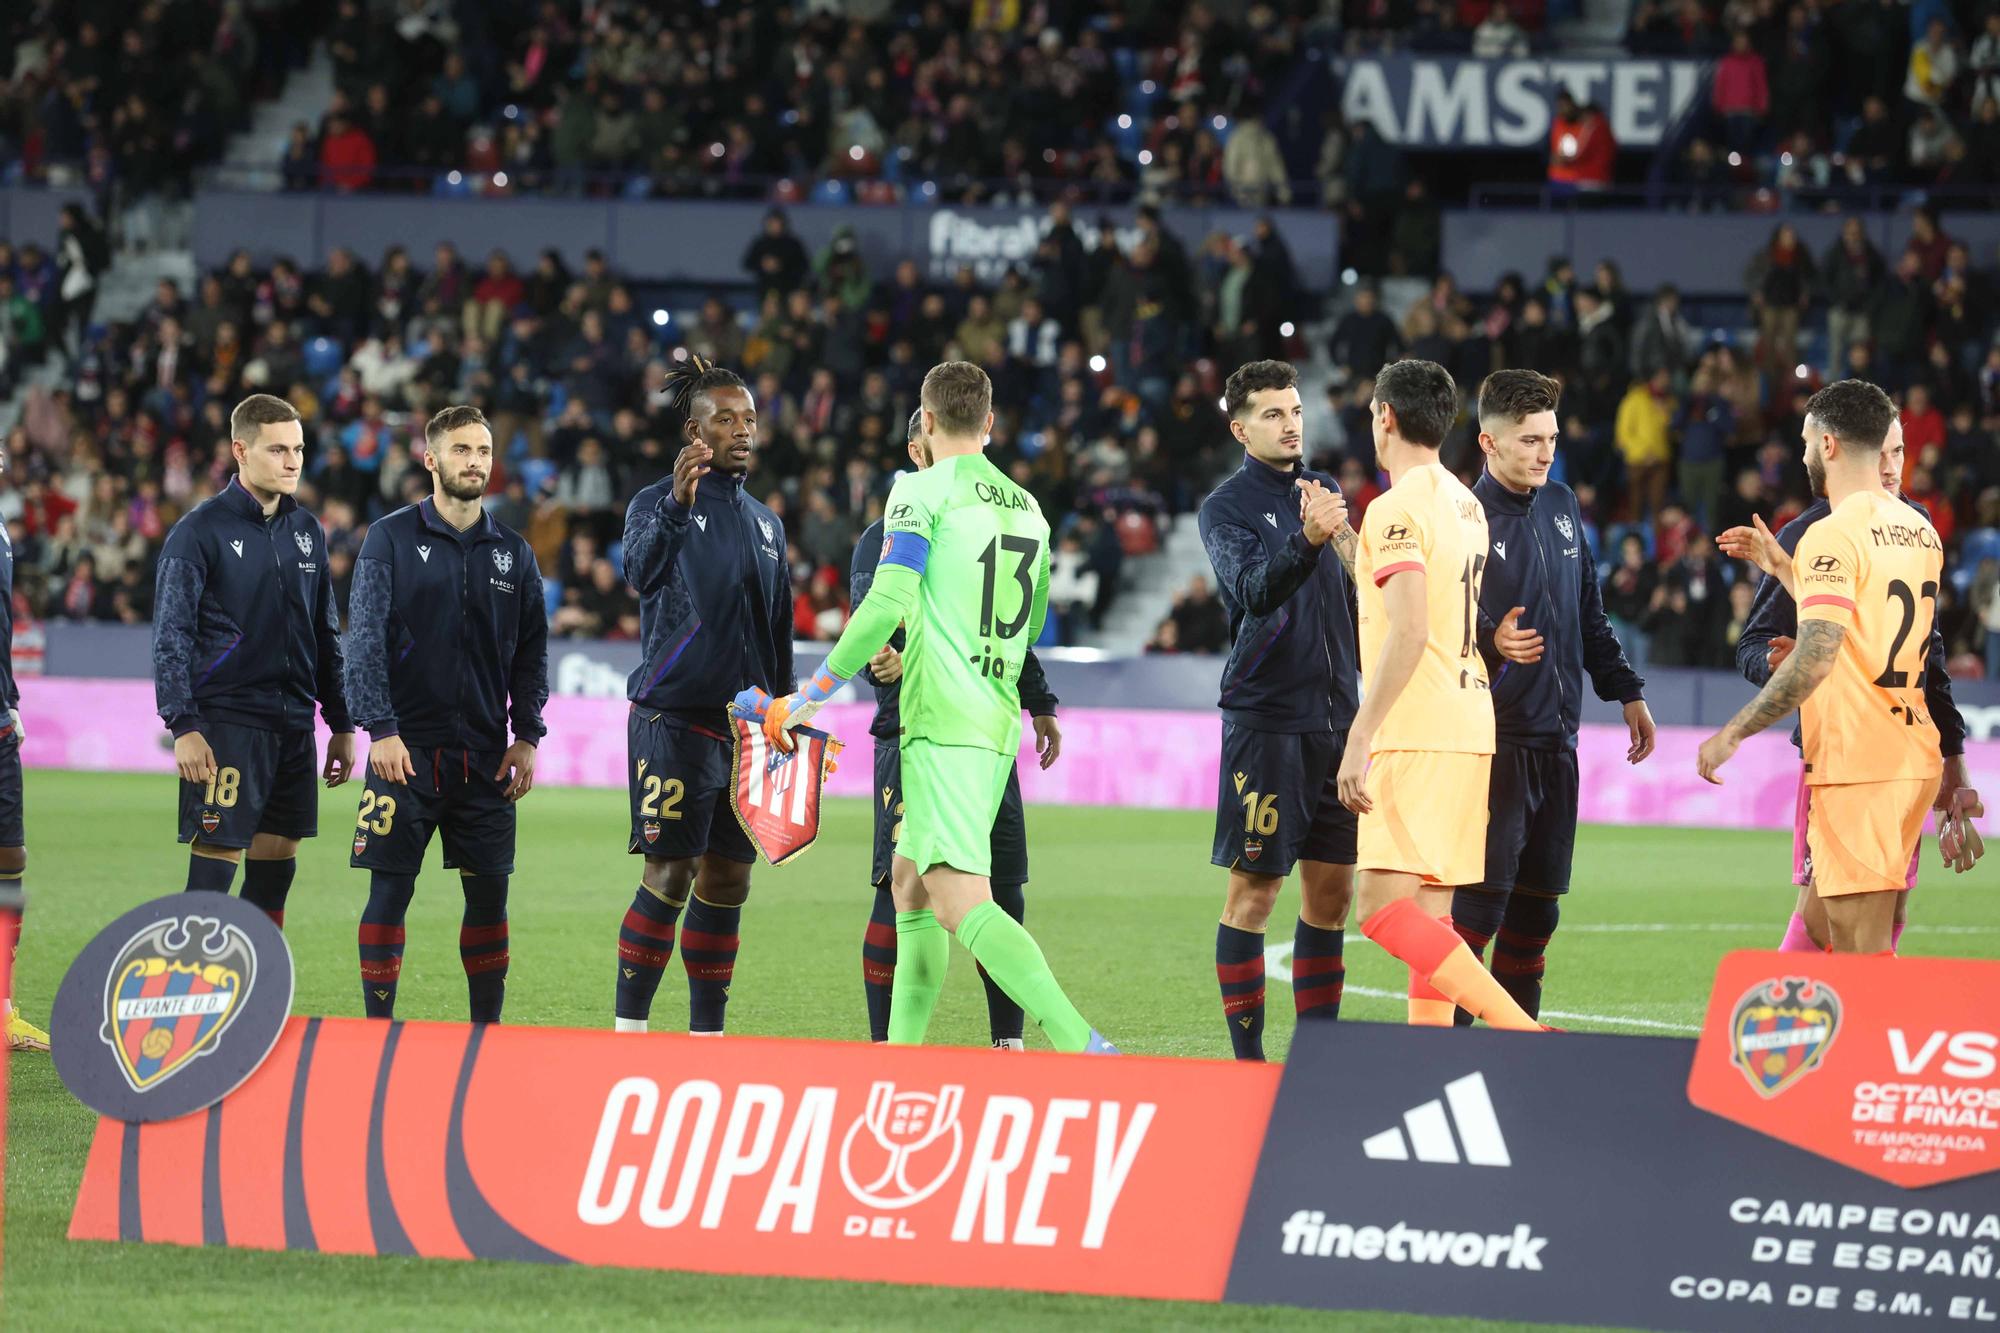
{"left": 1408, "top": 971, "right": 1455, "bottom": 1025}
{"left": 1407, "top": 914, "right": 1456, "bottom": 1025}
{"left": 1363, "top": 899, "right": 1540, "bottom": 1033}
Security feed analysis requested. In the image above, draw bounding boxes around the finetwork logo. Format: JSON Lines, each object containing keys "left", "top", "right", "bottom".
{"left": 1361, "top": 1071, "right": 1511, "bottom": 1166}
{"left": 1279, "top": 1213, "right": 1548, "bottom": 1269}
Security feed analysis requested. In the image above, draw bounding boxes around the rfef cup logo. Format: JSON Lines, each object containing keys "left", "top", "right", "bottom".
{"left": 1728, "top": 975, "right": 1840, "bottom": 1098}
{"left": 53, "top": 892, "right": 294, "bottom": 1122}
{"left": 838, "top": 1081, "right": 965, "bottom": 1209}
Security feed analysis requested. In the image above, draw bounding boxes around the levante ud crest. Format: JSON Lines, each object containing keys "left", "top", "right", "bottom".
{"left": 1728, "top": 975, "right": 1841, "bottom": 1099}
{"left": 101, "top": 914, "right": 257, "bottom": 1094}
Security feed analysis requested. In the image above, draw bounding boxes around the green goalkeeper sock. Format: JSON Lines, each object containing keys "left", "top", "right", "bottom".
{"left": 955, "top": 900, "right": 1091, "bottom": 1053}
{"left": 887, "top": 910, "right": 949, "bottom": 1045}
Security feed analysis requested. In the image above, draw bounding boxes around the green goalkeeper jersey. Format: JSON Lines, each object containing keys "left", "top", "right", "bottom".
{"left": 881, "top": 452, "right": 1050, "bottom": 756}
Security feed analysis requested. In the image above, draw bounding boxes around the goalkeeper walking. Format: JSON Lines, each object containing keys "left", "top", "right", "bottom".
{"left": 753, "top": 362, "right": 1113, "bottom": 1053}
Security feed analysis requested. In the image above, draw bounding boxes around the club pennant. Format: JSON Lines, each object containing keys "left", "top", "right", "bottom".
{"left": 727, "top": 714, "right": 843, "bottom": 866}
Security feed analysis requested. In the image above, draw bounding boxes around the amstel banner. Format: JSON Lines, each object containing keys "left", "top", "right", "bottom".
{"left": 69, "top": 1017, "right": 1278, "bottom": 1301}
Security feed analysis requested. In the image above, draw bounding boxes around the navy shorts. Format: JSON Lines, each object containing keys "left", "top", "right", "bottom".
{"left": 349, "top": 745, "right": 516, "bottom": 876}
{"left": 1478, "top": 743, "right": 1579, "bottom": 895}
{"left": 870, "top": 740, "right": 1027, "bottom": 889}
{"left": 1210, "top": 724, "right": 1357, "bottom": 877}
{"left": 627, "top": 709, "right": 755, "bottom": 864}
{"left": 177, "top": 722, "right": 319, "bottom": 848}
{"left": 0, "top": 729, "right": 20, "bottom": 846}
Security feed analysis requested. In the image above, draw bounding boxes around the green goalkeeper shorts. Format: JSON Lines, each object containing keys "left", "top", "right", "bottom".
{"left": 898, "top": 739, "right": 1014, "bottom": 878}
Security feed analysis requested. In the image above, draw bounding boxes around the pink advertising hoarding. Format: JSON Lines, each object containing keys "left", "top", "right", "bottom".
{"left": 27, "top": 679, "right": 1996, "bottom": 831}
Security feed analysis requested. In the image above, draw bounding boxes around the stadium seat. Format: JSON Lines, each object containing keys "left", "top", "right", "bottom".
{"left": 811, "top": 178, "right": 850, "bottom": 204}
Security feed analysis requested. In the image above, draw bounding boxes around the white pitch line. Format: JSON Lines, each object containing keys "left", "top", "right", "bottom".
{"left": 1263, "top": 945, "right": 1702, "bottom": 1033}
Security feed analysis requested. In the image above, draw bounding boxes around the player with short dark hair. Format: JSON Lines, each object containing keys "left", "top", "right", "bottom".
{"left": 753, "top": 362, "right": 1112, "bottom": 1053}
{"left": 1447, "top": 370, "right": 1653, "bottom": 1024}
{"left": 1721, "top": 383, "right": 1984, "bottom": 947}
{"left": 852, "top": 409, "right": 1064, "bottom": 1048}
{"left": 1700, "top": 380, "right": 1982, "bottom": 952}
{"left": 1197, "top": 359, "right": 1360, "bottom": 1061}
{"left": 1335, "top": 359, "right": 1544, "bottom": 1030}
{"left": 154, "top": 393, "right": 355, "bottom": 925}
{"left": 0, "top": 442, "right": 42, "bottom": 1051}
{"left": 345, "top": 405, "right": 548, "bottom": 1022}
{"left": 612, "top": 356, "right": 794, "bottom": 1035}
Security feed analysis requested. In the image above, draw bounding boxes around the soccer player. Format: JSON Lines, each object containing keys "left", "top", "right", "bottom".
{"left": 612, "top": 356, "right": 793, "bottom": 1035}
{"left": 853, "top": 409, "right": 1063, "bottom": 1048}
{"left": 0, "top": 443, "right": 44, "bottom": 1051}
{"left": 1699, "top": 381, "right": 1969, "bottom": 953}
{"left": 1333, "top": 359, "right": 1542, "bottom": 1031}
{"left": 1196, "top": 360, "right": 1359, "bottom": 1061}
{"left": 1449, "top": 370, "right": 1654, "bottom": 1024}
{"left": 1723, "top": 399, "right": 1982, "bottom": 949}
{"left": 754, "top": 361, "right": 1112, "bottom": 1054}
{"left": 154, "top": 394, "right": 355, "bottom": 924}
{"left": 344, "top": 406, "right": 548, "bottom": 1022}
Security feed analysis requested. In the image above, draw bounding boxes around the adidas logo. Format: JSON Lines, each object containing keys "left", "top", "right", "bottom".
{"left": 694, "top": 515, "right": 707, "bottom": 532}
{"left": 417, "top": 544, "right": 431, "bottom": 563}
{"left": 1492, "top": 541, "right": 1507, "bottom": 560}
{"left": 1361, "top": 1071, "right": 1510, "bottom": 1167}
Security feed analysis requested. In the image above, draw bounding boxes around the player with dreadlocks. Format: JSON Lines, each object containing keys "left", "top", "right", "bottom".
{"left": 610, "top": 355, "right": 795, "bottom": 1035}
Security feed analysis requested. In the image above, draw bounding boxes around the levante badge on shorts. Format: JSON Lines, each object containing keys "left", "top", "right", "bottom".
{"left": 51, "top": 892, "right": 294, "bottom": 1122}
{"left": 727, "top": 714, "right": 844, "bottom": 866}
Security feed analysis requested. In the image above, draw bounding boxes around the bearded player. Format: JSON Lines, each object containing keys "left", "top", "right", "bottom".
{"left": 1700, "top": 381, "right": 1978, "bottom": 953}
{"left": 749, "top": 362, "right": 1113, "bottom": 1053}
{"left": 612, "top": 356, "right": 794, "bottom": 1035}
{"left": 1723, "top": 406, "right": 1982, "bottom": 948}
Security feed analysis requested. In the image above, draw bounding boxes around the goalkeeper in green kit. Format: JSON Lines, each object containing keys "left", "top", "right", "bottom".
{"left": 740, "top": 362, "right": 1115, "bottom": 1054}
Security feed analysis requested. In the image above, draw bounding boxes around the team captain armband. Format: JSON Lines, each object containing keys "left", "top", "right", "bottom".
{"left": 880, "top": 529, "right": 930, "bottom": 575}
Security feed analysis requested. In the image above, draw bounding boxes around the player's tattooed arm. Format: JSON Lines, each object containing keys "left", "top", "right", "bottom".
{"left": 1698, "top": 619, "right": 1842, "bottom": 784}
{"left": 1328, "top": 524, "right": 1359, "bottom": 581}
{"left": 1728, "top": 619, "right": 1844, "bottom": 741}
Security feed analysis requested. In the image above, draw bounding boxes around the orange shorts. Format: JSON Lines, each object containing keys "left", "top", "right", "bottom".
{"left": 1806, "top": 778, "right": 1932, "bottom": 897}
{"left": 1357, "top": 750, "right": 1492, "bottom": 887}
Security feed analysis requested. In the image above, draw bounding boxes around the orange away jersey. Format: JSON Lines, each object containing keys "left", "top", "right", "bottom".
{"left": 1793, "top": 491, "right": 1945, "bottom": 786}
{"left": 1356, "top": 462, "right": 1495, "bottom": 754}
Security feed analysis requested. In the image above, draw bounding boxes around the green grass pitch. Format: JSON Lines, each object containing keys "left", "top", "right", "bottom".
{"left": 6, "top": 769, "right": 1995, "bottom": 1330}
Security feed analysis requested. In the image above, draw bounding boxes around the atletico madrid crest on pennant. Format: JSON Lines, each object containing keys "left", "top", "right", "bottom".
{"left": 727, "top": 714, "right": 843, "bottom": 866}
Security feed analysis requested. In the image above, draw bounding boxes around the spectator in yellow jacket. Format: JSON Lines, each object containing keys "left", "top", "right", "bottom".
{"left": 1616, "top": 369, "right": 1675, "bottom": 522}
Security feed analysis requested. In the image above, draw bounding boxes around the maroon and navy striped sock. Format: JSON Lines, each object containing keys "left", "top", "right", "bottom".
{"left": 1447, "top": 887, "right": 1506, "bottom": 1027}
{"left": 459, "top": 873, "right": 510, "bottom": 1023}
{"left": 1216, "top": 922, "right": 1266, "bottom": 1061}
{"left": 359, "top": 872, "right": 415, "bottom": 1019}
{"left": 615, "top": 886, "right": 684, "bottom": 1022}
{"left": 1492, "top": 893, "right": 1560, "bottom": 1020}
{"left": 863, "top": 888, "right": 897, "bottom": 1042}
{"left": 1291, "top": 918, "right": 1345, "bottom": 1022}
{"left": 241, "top": 857, "right": 295, "bottom": 930}
{"left": 682, "top": 895, "right": 741, "bottom": 1033}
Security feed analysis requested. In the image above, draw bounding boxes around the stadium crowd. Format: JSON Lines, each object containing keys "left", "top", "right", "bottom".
{"left": 0, "top": 192, "right": 1283, "bottom": 648}
{"left": 2, "top": 0, "right": 2000, "bottom": 678}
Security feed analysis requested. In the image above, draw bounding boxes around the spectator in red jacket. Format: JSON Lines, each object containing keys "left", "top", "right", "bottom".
{"left": 320, "top": 114, "right": 378, "bottom": 193}
{"left": 1901, "top": 382, "right": 1947, "bottom": 486}
{"left": 1711, "top": 31, "right": 1769, "bottom": 152}
{"left": 465, "top": 250, "right": 527, "bottom": 342}
{"left": 1547, "top": 91, "right": 1617, "bottom": 197}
